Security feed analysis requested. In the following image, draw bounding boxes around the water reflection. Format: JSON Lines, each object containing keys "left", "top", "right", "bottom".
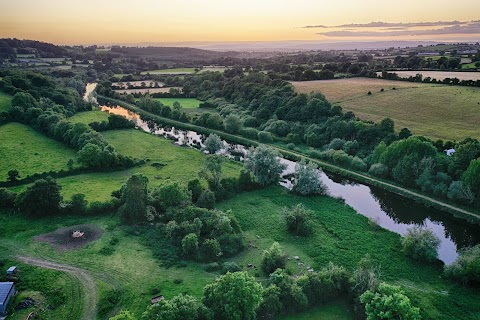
{"left": 97, "top": 103, "right": 480, "bottom": 265}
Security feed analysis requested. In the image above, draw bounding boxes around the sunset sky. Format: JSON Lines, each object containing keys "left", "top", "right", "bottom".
{"left": 1, "top": 0, "right": 479, "bottom": 44}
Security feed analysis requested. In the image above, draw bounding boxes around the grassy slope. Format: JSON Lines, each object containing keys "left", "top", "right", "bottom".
{"left": 292, "top": 78, "right": 480, "bottom": 141}
{"left": 69, "top": 110, "right": 110, "bottom": 124}
{"left": 217, "top": 187, "right": 480, "bottom": 320}
{"left": 11, "top": 128, "right": 241, "bottom": 202}
{"left": 141, "top": 68, "right": 196, "bottom": 75}
{"left": 0, "top": 122, "right": 79, "bottom": 182}
{"left": 0, "top": 91, "right": 12, "bottom": 112}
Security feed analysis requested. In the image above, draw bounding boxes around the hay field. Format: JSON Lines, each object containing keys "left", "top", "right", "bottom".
{"left": 292, "top": 78, "right": 480, "bottom": 141}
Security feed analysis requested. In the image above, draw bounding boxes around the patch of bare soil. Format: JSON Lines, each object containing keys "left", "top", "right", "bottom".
{"left": 34, "top": 224, "right": 102, "bottom": 250}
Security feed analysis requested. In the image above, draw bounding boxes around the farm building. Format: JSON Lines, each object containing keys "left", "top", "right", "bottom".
{"left": 445, "top": 148, "right": 456, "bottom": 156}
{"left": 0, "top": 282, "right": 16, "bottom": 316}
{"left": 6, "top": 266, "right": 16, "bottom": 275}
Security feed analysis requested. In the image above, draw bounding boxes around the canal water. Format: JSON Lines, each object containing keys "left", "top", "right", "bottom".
{"left": 85, "top": 83, "right": 480, "bottom": 264}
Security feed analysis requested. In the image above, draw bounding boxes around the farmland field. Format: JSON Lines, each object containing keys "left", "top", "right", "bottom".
{"left": 292, "top": 78, "right": 480, "bottom": 141}
{"left": 111, "top": 80, "right": 163, "bottom": 88}
{"left": 69, "top": 110, "right": 110, "bottom": 124}
{"left": 114, "top": 87, "right": 182, "bottom": 94}
{"left": 141, "top": 67, "right": 196, "bottom": 75}
{"left": 0, "top": 122, "right": 79, "bottom": 181}
{"left": 149, "top": 97, "right": 202, "bottom": 108}
{"left": 0, "top": 91, "right": 12, "bottom": 112}
{"left": 377, "top": 70, "right": 480, "bottom": 81}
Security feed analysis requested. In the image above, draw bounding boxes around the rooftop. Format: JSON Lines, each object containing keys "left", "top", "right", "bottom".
{"left": 0, "top": 282, "right": 14, "bottom": 305}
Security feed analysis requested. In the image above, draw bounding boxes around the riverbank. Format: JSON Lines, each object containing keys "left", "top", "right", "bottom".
{"left": 99, "top": 95, "right": 480, "bottom": 223}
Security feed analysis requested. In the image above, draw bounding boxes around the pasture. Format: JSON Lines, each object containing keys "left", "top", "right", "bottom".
{"left": 292, "top": 78, "right": 480, "bottom": 141}
{"left": 0, "top": 90, "right": 12, "bottom": 112}
{"left": 141, "top": 68, "right": 197, "bottom": 75}
{"left": 69, "top": 110, "right": 110, "bottom": 125}
{"left": 0, "top": 122, "right": 79, "bottom": 182}
{"left": 114, "top": 87, "right": 182, "bottom": 94}
{"left": 378, "top": 71, "right": 480, "bottom": 81}
{"left": 145, "top": 97, "right": 202, "bottom": 109}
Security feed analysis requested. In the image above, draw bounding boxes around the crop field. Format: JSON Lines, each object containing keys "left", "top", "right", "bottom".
{"left": 0, "top": 123, "right": 79, "bottom": 181}
{"left": 292, "top": 78, "right": 480, "bottom": 141}
{"left": 114, "top": 87, "right": 182, "bottom": 94}
{"left": 143, "top": 97, "right": 202, "bottom": 109}
{"left": 69, "top": 110, "right": 110, "bottom": 124}
{"left": 111, "top": 80, "right": 163, "bottom": 88}
{"left": 377, "top": 71, "right": 480, "bottom": 81}
{"left": 198, "top": 66, "right": 227, "bottom": 73}
{"left": 0, "top": 90, "right": 12, "bottom": 112}
{"left": 141, "top": 68, "right": 197, "bottom": 75}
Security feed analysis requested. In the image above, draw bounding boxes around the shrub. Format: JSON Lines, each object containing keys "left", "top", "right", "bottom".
{"left": 328, "top": 138, "right": 346, "bottom": 150}
{"left": 204, "top": 262, "right": 220, "bottom": 272}
{"left": 368, "top": 163, "right": 389, "bottom": 178}
{"left": 204, "top": 133, "right": 223, "bottom": 154}
{"left": 283, "top": 204, "right": 313, "bottom": 236}
{"left": 196, "top": 190, "right": 215, "bottom": 209}
{"left": 261, "top": 242, "right": 287, "bottom": 275}
{"left": 291, "top": 159, "right": 326, "bottom": 196}
{"left": 402, "top": 226, "right": 440, "bottom": 262}
{"left": 182, "top": 233, "right": 199, "bottom": 258}
{"left": 187, "top": 179, "right": 203, "bottom": 203}
{"left": 0, "top": 188, "right": 16, "bottom": 208}
{"left": 202, "top": 238, "right": 222, "bottom": 261}
{"left": 258, "top": 131, "right": 273, "bottom": 143}
{"left": 444, "top": 244, "right": 480, "bottom": 286}
{"left": 360, "top": 283, "right": 421, "bottom": 320}
{"left": 221, "top": 262, "right": 241, "bottom": 274}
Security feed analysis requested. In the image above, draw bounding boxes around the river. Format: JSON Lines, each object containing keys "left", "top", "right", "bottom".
{"left": 85, "top": 83, "right": 480, "bottom": 264}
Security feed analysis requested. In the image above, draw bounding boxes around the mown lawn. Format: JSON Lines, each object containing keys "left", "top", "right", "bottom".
{"left": 0, "top": 122, "right": 79, "bottom": 182}
{"left": 0, "top": 90, "right": 12, "bottom": 112}
{"left": 292, "top": 78, "right": 480, "bottom": 141}
{"left": 69, "top": 110, "right": 110, "bottom": 125}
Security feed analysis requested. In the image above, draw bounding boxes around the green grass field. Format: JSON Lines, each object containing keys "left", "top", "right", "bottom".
{"left": 140, "top": 68, "right": 196, "bottom": 75}
{"left": 69, "top": 110, "right": 110, "bottom": 124}
{"left": 0, "top": 90, "right": 12, "bottom": 112}
{"left": 142, "top": 97, "right": 202, "bottom": 109}
{"left": 292, "top": 78, "right": 480, "bottom": 141}
{"left": 0, "top": 122, "right": 79, "bottom": 182}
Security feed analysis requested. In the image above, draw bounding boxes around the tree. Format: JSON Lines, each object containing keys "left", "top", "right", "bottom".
{"left": 196, "top": 190, "right": 215, "bottom": 209}
{"left": 67, "top": 193, "right": 88, "bottom": 215}
{"left": 244, "top": 145, "right": 286, "bottom": 186}
{"left": 462, "top": 158, "right": 480, "bottom": 197}
{"left": 109, "top": 310, "right": 136, "bottom": 320}
{"left": 7, "top": 169, "right": 20, "bottom": 182}
{"left": 182, "top": 233, "right": 199, "bottom": 258}
{"left": 399, "top": 128, "right": 412, "bottom": 140}
{"left": 291, "top": 159, "right": 326, "bottom": 196}
{"left": 360, "top": 283, "right": 421, "bottom": 320}
{"left": 142, "top": 294, "right": 210, "bottom": 320}
{"left": 150, "top": 182, "right": 191, "bottom": 213}
{"left": 261, "top": 242, "right": 287, "bottom": 275}
{"left": 16, "top": 177, "right": 62, "bottom": 217}
{"left": 204, "top": 134, "right": 223, "bottom": 154}
{"left": 188, "top": 179, "right": 203, "bottom": 203}
{"left": 199, "top": 155, "right": 224, "bottom": 190}
{"left": 67, "top": 158, "right": 75, "bottom": 170}
{"left": 224, "top": 114, "right": 243, "bottom": 134}
{"left": 283, "top": 204, "right": 313, "bottom": 236}
{"left": 119, "top": 174, "right": 149, "bottom": 224}
{"left": 444, "top": 244, "right": 480, "bottom": 286}
{"left": 203, "top": 271, "right": 263, "bottom": 320}
{"left": 78, "top": 143, "right": 102, "bottom": 167}
{"left": 402, "top": 227, "right": 440, "bottom": 262}
{"left": 202, "top": 238, "right": 222, "bottom": 261}
{"left": 256, "top": 285, "right": 283, "bottom": 318}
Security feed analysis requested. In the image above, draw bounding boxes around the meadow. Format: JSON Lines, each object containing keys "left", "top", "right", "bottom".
{"left": 145, "top": 97, "right": 201, "bottom": 109}
{"left": 380, "top": 70, "right": 480, "bottom": 81}
{"left": 0, "top": 90, "right": 12, "bottom": 112}
{"left": 140, "top": 68, "right": 197, "bottom": 75}
{"left": 292, "top": 78, "right": 480, "bottom": 141}
{"left": 69, "top": 110, "right": 110, "bottom": 125}
{"left": 0, "top": 122, "right": 79, "bottom": 182}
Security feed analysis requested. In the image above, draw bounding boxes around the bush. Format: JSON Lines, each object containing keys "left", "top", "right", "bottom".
{"left": 258, "top": 131, "right": 273, "bottom": 143}
{"left": 204, "top": 133, "right": 223, "bottom": 154}
{"left": 202, "top": 238, "right": 222, "bottom": 261}
{"left": 204, "top": 262, "right": 220, "bottom": 272}
{"left": 368, "top": 163, "right": 389, "bottom": 178}
{"left": 221, "top": 262, "right": 241, "bottom": 274}
{"left": 182, "top": 233, "right": 199, "bottom": 258}
{"left": 196, "top": 189, "right": 215, "bottom": 209}
{"left": 284, "top": 204, "right": 313, "bottom": 236}
{"left": 0, "top": 188, "right": 16, "bottom": 208}
{"left": 261, "top": 242, "right": 287, "bottom": 275}
{"left": 402, "top": 226, "right": 440, "bottom": 262}
{"left": 187, "top": 179, "right": 203, "bottom": 203}
{"left": 444, "top": 244, "right": 480, "bottom": 286}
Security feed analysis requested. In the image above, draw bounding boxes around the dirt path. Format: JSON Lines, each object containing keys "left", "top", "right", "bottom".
{"left": 17, "top": 256, "right": 97, "bottom": 320}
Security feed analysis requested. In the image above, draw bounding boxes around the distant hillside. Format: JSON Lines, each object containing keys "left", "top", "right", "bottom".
{"left": 0, "top": 38, "right": 67, "bottom": 57}
{"left": 110, "top": 46, "right": 243, "bottom": 61}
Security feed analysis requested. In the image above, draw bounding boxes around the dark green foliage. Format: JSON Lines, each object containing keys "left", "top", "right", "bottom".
{"left": 202, "top": 238, "right": 222, "bottom": 261}
{"left": 198, "top": 155, "right": 224, "bottom": 191}
{"left": 402, "top": 227, "right": 440, "bottom": 262}
{"left": 196, "top": 190, "right": 215, "bottom": 209}
{"left": 188, "top": 179, "right": 203, "bottom": 203}
{"left": 291, "top": 160, "right": 326, "bottom": 196}
{"left": 7, "top": 169, "right": 19, "bottom": 182}
{"left": 261, "top": 242, "right": 287, "bottom": 275}
{"left": 257, "top": 285, "right": 283, "bottom": 318}
{"left": 119, "top": 174, "right": 149, "bottom": 224}
{"left": 258, "top": 131, "right": 273, "bottom": 143}
{"left": 283, "top": 204, "right": 313, "bottom": 236}
{"left": 297, "top": 262, "right": 349, "bottom": 306}
{"left": 151, "top": 182, "right": 191, "bottom": 213}
{"left": 244, "top": 145, "right": 286, "bottom": 186}
{"left": 269, "top": 269, "right": 308, "bottom": 312}
{"left": 445, "top": 244, "right": 480, "bottom": 286}
{"left": 224, "top": 114, "right": 243, "bottom": 134}
{"left": 182, "top": 233, "right": 199, "bottom": 258}
{"left": 360, "top": 283, "right": 421, "bottom": 320}
{"left": 142, "top": 294, "right": 210, "bottom": 320}
{"left": 368, "top": 163, "right": 389, "bottom": 178}
{"left": 462, "top": 158, "right": 480, "bottom": 197}
{"left": 0, "top": 187, "right": 16, "bottom": 208}
{"left": 66, "top": 193, "right": 88, "bottom": 215}
{"left": 203, "top": 271, "right": 263, "bottom": 320}
{"left": 204, "top": 262, "right": 220, "bottom": 272}
{"left": 16, "top": 176, "right": 62, "bottom": 217}
{"left": 221, "top": 262, "right": 241, "bottom": 274}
